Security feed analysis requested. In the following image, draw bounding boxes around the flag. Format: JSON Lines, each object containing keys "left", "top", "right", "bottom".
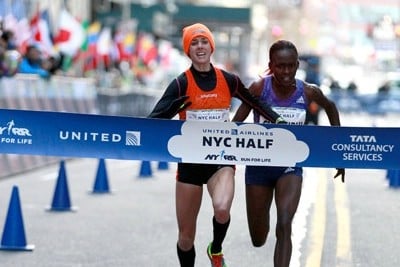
{"left": 30, "top": 10, "right": 54, "bottom": 56}
{"left": 158, "top": 40, "right": 173, "bottom": 68}
{"left": 136, "top": 33, "right": 158, "bottom": 65}
{"left": 80, "top": 21, "right": 102, "bottom": 73}
{"left": 54, "top": 9, "right": 85, "bottom": 56}
{"left": 97, "top": 26, "right": 120, "bottom": 60}
{"left": 96, "top": 27, "right": 120, "bottom": 69}
{"left": 87, "top": 21, "right": 101, "bottom": 53}
{"left": 80, "top": 20, "right": 90, "bottom": 52}
{"left": 115, "top": 30, "right": 136, "bottom": 61}
{"left": 96, "top": 27, "right": 112, "bottom": 56}
{"left": 15, "top": 18, "right": 31, "bottom": 54}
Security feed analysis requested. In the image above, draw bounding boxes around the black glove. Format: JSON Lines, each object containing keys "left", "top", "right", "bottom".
{"left": 275, "top": 117, "right": 287, "bottom": 124}
{"left": 334, "top": 168, "right": 345, "bottom": 183}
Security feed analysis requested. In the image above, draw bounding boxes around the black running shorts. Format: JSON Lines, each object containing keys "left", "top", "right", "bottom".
{"left": 177, "top": 163, "right": 235, "bottom": 186}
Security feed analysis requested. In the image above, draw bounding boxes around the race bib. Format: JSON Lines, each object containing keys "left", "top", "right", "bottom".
{"left": 186, "top": 109, "right": 230, "bottom": 122}
{"left": 261, "top": 107, "right": 306, "bottom": 125}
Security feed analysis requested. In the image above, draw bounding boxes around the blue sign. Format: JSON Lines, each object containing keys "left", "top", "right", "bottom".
{"left": 0, "top": 109, "right": 398, "bottom": 169}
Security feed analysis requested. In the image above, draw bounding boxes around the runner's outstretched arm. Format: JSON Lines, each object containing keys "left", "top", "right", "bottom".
{"left": 236, "top": 87, "right": 286, "bottom": 123}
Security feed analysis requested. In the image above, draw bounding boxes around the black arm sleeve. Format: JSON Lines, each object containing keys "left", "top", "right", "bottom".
{"left": 148, "top": 80, "right": 181, "bottom": 119}
{"left": 148, "top": 74, "right": 189, "bottom": 119}
{"left": 233, "top": 77, "right": 285, "bottom": 123}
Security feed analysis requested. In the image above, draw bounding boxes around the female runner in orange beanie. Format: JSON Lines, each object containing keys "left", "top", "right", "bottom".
{"left": 149, "top": 23, "right": 284, "bottom": 267}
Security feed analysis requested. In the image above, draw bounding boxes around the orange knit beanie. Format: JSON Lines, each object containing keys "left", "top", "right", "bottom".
{"left": 182, "top": 23, "right": 215, "bottom": 56}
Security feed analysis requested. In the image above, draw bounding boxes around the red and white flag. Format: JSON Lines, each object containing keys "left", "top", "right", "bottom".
{"left": 54, "top": 9, "right": 85, "bottom": 56}
{"left": 30, "top": 10, "right": 54, "bottom": 56}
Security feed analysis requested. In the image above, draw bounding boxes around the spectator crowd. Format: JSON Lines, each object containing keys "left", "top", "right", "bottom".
{"left": 0, "top": 8, "right": 188, "bottom": 89}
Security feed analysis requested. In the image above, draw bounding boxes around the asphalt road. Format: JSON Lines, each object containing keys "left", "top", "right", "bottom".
{"left": 0, "top": 158, "right": 399, "bottom": 267}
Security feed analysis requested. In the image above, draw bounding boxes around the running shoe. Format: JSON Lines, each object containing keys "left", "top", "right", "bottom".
{"left": 207, "top": 242, "right": 227, "bottom": 267}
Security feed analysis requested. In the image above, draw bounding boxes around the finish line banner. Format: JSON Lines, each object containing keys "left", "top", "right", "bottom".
{"left": 0, "top": 109, "right": 398, "bottom": 169}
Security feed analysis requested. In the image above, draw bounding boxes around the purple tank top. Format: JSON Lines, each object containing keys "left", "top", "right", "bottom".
{"left": 254, "top": 76, "right": 308, "bottom": 125}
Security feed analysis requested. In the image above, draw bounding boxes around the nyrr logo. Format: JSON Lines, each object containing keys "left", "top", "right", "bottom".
{"left": 204, "top": 150, "right": 237, "bottom": 161}
{"left": 0, "top": 120, "right": 31, "bottom": 136}
{"left": 0, "top": 120, "right": 33, "bottom": 144}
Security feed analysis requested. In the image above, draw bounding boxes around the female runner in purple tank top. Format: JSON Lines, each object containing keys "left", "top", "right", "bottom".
{"left": 232, "top": 40, "right": 345, "bottom": 267}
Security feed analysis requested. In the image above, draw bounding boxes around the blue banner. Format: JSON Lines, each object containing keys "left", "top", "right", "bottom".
{"left": 0, "top": 109, "right": 398, "bottom": 169}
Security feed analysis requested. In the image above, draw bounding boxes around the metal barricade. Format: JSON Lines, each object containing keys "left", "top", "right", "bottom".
{"left": 0, "top": 74, "right": 98, "bottom": 113}
{"left": 96, "top": 82, "right": 162, "bottom": 117}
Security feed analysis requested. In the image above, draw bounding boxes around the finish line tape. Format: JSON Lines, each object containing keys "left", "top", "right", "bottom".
{"left": 0, "top": 108, "right": 398, "bottom": 169}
